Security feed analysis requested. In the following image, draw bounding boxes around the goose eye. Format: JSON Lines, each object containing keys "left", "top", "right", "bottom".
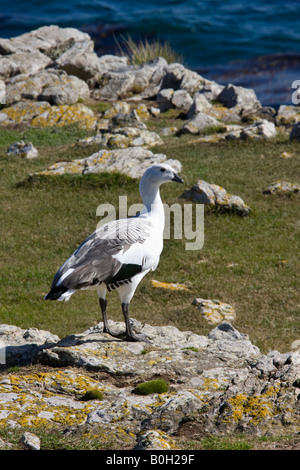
{"left": 160, "top": 168, "right": 166, "bottom": 172}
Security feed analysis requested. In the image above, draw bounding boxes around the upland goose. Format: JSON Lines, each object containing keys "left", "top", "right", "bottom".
{"left": 44, "top": 163, "right": 183, "bottom": 341}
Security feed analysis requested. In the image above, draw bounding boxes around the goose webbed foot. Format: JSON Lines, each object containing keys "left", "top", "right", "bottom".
{"left": 105, "top": 329, "right": 150, "bottom": 342}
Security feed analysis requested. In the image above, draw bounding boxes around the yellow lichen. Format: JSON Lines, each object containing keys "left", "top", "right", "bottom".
{"left": 227, "top": 392, "right": 276, "bottom": 425}
{"left": 151, "top": 280, "right": 190, "bottom": 291}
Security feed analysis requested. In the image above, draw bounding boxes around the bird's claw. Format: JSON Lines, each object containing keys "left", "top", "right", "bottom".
{"left": 103, "top": 328, "right": 150, "bottom": 343}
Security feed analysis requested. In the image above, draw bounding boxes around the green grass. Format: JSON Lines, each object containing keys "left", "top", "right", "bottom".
{"left": 0, "top": 425, "right": 125, "bottom": 450}
{"left": 1, "top": 424, "right": 298, "bottom": 450}
{"left": 179, "top": 433, "right": 300, "bottom": 450}
{"left": 0, "top": 108, "right": 300, "bottom": 355}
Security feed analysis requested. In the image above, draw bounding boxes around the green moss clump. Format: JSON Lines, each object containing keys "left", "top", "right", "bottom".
{"left": 132, "top": 379, "right": 169, "bottom": 395}
{"left": 79, "top": 389, "right": 104, "bottom": 401}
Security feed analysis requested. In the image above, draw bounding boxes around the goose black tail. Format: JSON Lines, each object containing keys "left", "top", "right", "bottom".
{"left": 44, "top": 285, "right": 68, "bottom": 300}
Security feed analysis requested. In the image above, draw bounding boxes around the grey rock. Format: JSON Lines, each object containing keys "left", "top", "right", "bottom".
{"left": 0, "top": 324, "right": 59, "bottom": 366}
{"left": 99, "top": 127, "right": 163, "bottom": 149}
{"left": 0, "top": 25, "right": 90, "bottom": 58}
{"left": 6, "top": 69, "right": 90, "bottom": 106}
{"left": 180, "top": 112, "right": 220, "bottom": 135}
{"left": 0, "top": 437, "right": 13, "bottom": 449}
{"left": 21, "top": 432, "right": 41, "bottom": 451}
{"left": 186, "top": 93, "right": 212, "bottom": 119}
{"left": 192, "top": 298, "right": 236, "bottom": 325}
{"left": 160, "top": 126, "right": 178, "bottom": 136}
{"left": 251, "top": 350, "right": 291, "bottom": 377}
{"left": 157, "top": 88, "right": 193, "bottom": 113}
{"left": 37, "top": 73, "right": 90, "bottom": 105}
{"left": 0, "top": 101, "right": 51, "bottom": 126}
{"left": 180, "top": 179, "right": 251, "bottom": 216}
{"left": 111, "top": 110, "right": 145, "bottom": 129}
{"left": 103, "top": 101, "right": 131, "bottom": 118}
{"left": 135, "top": 430, "right": 174, "bottom": 450}
{"left": 96, "top": 54, "right": 129, "bottom": 73}
{"left": 95, "top": 70, "right": 135, "bottom": 100}
{"left": 36, "top": 147, "right": 181, "bottom": 179}
{"left": 226, "top": 119, "right": 276, "bottom": 140}
{"left": 132, "top": 57, "right": 168, "bottom": 98}
{"left": 218, "top": 83, "right": 261, "bottom": 115}
{"left": 171, "top": 89, "right": 193, "bottom": 112}
{"left": 240, "top": 120, "right": 276, "bottom": 140}
{"left": 208, "top": 322, "right": 248, "bottom": 342}
{"left": 150, "top": 106, "right": 160, "bottom": 116}
{"left": 262, "top": 181, "right": 300, "bottom": 195}
{"left": 148, "top": 391, "right": 203, "bottom": 433}
{"left": 160, "top": 63, "right": 207, "bottom": 94}
{"left": 277, "top": 105, "right": 300, "bottom": 126}
{"left": 0, "top": 50, "right": 51, "bottom": 79}
{"left": 156, "top": 88, "right": 174, "bottom": 112}
{"left": 7, "top": 141, "right": 38, "bottom": 159}
{"left": 54, "top": 39, "right": 103, "bottom": 80}
{"left": 255, "top": 106, "right": 277, "bottom": 123}
{"left": 198, "top": 81, "right": 225, "bottom": 102}
{"left": 290, "top": 121, "right": 300, "bottom": 140}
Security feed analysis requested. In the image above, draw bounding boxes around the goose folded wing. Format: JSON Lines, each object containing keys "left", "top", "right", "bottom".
{"left": 50, "top": 217, "right": 152, "bottom": 291}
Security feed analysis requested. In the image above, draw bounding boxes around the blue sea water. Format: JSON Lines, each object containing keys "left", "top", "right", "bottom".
{"left": 1, "top": 0, "right": 300, "bottom": 104}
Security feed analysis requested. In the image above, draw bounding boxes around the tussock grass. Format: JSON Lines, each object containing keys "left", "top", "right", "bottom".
{"left": 117, "top": 35, "right": 183, "bottom": 65}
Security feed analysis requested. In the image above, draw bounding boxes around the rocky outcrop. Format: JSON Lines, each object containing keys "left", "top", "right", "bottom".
{"left": 34, "top": 147, "right": 181, "bottom": 179}
{"left": 1, "top": 24, "right": 298, "bottom": 185}
{"left": 0, "top": 320, "right": 299, "bottom": 449}
{"left": 0, "top": 102, "right": 97, "bottom": 130}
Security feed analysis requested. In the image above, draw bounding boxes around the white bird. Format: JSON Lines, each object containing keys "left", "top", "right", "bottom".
{"left": 44, "top": 163, "right": 183, "bottom": 342}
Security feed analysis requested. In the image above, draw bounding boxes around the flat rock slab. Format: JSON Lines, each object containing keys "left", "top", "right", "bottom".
{"left": 35, "top": 147, "right": 181, "bottom": 179}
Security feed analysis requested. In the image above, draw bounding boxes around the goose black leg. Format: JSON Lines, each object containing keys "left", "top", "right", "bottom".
{"left": 99, "top": 298, "right": 110, "bottom": 334}
{"left": 99, "top": 298, "right": 149, "bottom": 342}
{"left": 121, "top": 302, "right": 150, "bottom": 342}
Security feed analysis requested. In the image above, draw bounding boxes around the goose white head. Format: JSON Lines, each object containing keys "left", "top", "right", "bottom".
{"left": 140, "top": 163, "right": 184, "bottom": 187}
{"left": 139, "top": 163, "right": 183, "bottom": 211}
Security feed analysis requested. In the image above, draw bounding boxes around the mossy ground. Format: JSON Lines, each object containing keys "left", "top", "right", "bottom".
{"left": 132, "top": 378, "right": 169, "bottom": 395}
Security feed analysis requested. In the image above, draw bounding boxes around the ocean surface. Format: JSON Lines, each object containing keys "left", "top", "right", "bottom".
{"left": 1, "top": 0, "right": 300, "bottom": 106}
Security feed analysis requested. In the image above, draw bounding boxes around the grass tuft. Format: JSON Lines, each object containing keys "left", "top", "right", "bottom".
{"left": 116, "top": 35, "right": 183, "bottom": 65}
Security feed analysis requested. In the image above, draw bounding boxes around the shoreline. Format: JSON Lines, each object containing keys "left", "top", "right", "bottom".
{"left": 0, "top": 20, "right": 299, "bottom": 107}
